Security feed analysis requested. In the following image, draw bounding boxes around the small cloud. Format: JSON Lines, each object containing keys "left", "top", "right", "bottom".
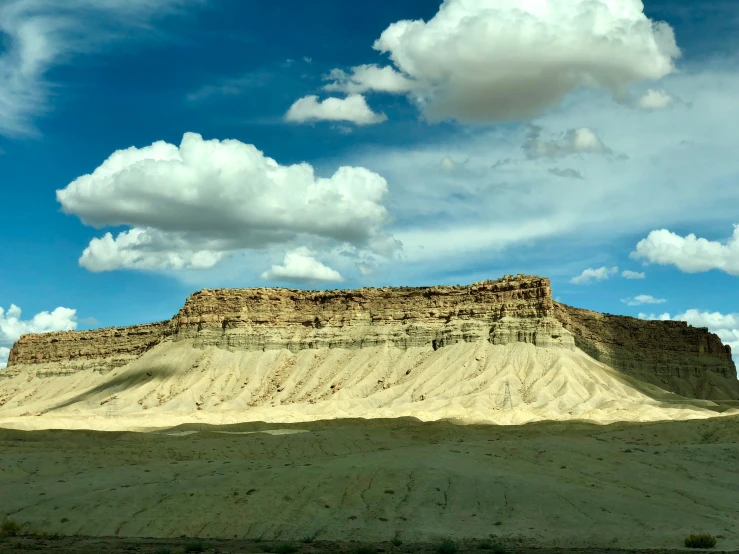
{"left": 285, "top": 94, "right": 387, "bottom": 125}
{"left": 261, "top": 247, "right": 343, "bottom": 283}
{"left": 323, "top": 64, "right": 416, "bottom": 94}
{"left": 186, "top": 72, "right": 271, "bottom": 102}
{"left": 303, "top": 57, "right": 312, "bottom": 64}
{"left": 621, "top": 294, "right": 666, "bottom": 306}
{"left": 79, "top": 317, "right": 99, "bottom": 325}
{"left": 621, "top": 270, "right": 646, "bottom": 279}
{"left": 637, "top": 89, "right": 673, "bottom": 110}
{"left": 631, "top": 225, "right": 739, "bottom": 276}
{"left": 638, "top": 312, "right": 672, "bottom": 321}
{"left": 523, "top": 126, "right": 611, "bottom": 159}
{"left": 570, "top": 266, "right": 618, "bottom": 285}
{"left": 548, "top": 168, "right": 583, "bottom": 180}
{"left": 282, "top": 58, "right": 295, "bottom": 68}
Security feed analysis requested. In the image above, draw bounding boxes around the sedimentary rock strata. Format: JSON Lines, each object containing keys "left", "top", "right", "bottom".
{"left": 4, "top": 322, "right": 170, "bottom": 375}
{"left": 553, "top": 302, "right": 737, "bottom": 399}
{"left": 173, "top": 274, "right": 572, "bottom": 351}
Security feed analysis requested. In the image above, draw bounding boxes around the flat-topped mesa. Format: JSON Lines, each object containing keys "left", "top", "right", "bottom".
{"left": 173, "top": 274, "right": 573, "bottom": 352}
{"left": 4, "top": 322, "right": 171, "bottom": 374}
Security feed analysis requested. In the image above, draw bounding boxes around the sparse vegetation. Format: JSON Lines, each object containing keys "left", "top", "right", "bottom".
{"left": 685, "top": 533, "right": 717, "bottom": 548}
{"left": 301, "top": 532, "right": 319, "bottom": 543}
{"left": 0, "top": 519, "right": 22, "bottom": 537}
{"left": 352, "top": 547, "right": 377, "bottom": 554}
{"left": 478, "top": 541, "right": 506, "bottom": 554}
{"left": 155, "top": 548, "right": 172, "bottom": 554}
{"left": 391, "top": 537, "right": 403, "bottom": 546}
{"left": 264, "top": 543, "right": 297, "bottom": 554}
{"left": 184, "top": 539, "right": 205, "bottom": 552}
{"left": 434, "top": 538, "right": 458, "bottom": 554}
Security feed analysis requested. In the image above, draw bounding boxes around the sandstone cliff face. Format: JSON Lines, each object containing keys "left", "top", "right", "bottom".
{"left": 553, "top": 302, "right": 737, "bottom": 399}
{"left": 4, "top": 322, "right": 171, "bottom": 375}
{"left": 173, "top": 274, "right": 572, "bottom": 352}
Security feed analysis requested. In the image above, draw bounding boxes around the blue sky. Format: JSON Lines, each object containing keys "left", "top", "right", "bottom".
{"left": 1, "top": 0, "right": 738, "bottom": 368}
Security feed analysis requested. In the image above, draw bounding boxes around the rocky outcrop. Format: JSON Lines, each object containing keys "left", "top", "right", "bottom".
{"left": 4, "top": 322, "right": 171, "bottom": 375}
{"left": 173, "top": 274, "right": 573, "bottom": 352}
{"left": 553, "top": 302, "right": 737, "bottom": 399}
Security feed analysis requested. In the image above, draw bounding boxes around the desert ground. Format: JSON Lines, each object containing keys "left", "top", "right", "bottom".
{"left": 2, "top": 415, "right": 739, "bottom": 552}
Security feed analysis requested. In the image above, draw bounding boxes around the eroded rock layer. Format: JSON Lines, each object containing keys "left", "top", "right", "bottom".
{"left": 553, "top": 302, "right": 737, "bottom": 399}
{"left": 173, "top": 274, "right": 572, "bottom": 352}
{"left": 4, "top": 322, "right": 170, "bottom": 375}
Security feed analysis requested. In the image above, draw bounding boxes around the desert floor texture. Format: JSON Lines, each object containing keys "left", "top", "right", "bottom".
{"left": 2, "top": 415, "right": 739, "bottom": 552}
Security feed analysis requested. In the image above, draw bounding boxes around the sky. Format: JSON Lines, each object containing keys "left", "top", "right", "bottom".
{"left": 1, "top": 0, "right": 738, "bottom": 369}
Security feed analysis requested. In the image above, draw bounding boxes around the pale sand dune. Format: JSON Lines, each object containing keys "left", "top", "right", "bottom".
{"left": 0, "top": 341, "right": 735, "bottom": 431}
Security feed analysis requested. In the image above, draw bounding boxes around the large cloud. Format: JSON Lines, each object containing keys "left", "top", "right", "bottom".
{"left": 285, "top": 95, "right": 387, "bottom": 125}
{"left": 261, "top": 247, "right": 343, "bottom": 283}
{"left": 0, "top": 304, "right": 77, "bottom": 368}
{"left": 325, "top": 63, "right": 739, "bottom": 286}
{"left": 631, "top": 225, "right": 739, "bottom": 275}
{"left": 326, "top": 0, "right": 680, "bottom": 122}
{"left": 0, "top": 0, "right": 201, "bottom": 137}
{"left": 57, "top": 133, "right": 397, "bottom": 272}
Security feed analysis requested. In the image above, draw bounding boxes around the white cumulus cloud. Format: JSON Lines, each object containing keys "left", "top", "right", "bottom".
{"left": 323, "top": 64, "right": 416, "bottom": 94}
{"left": 621, "top": 294, "right": 666, "bottom": 306}
{"left": 0, "top": 304, "right": 78, "bottom": 368}
{"left": 621, "top": 270, "right": 645, "bottom": 279}
{"left": 637, "top": 88, "right": 673, "bottom": 110}
{"left": 261, "top": 247, "right": 343, "bottom": 283}
{"left": 57, "top": 133, "right": 397, "bottom": 272}
{"left": 571, "top": 266, "right": 619, "bottom": 284}
{"left": 359, "top": 0, "right": 680, "bottom": 122}
{"left": 630, "top": 225, "right": 739, "bottom": 275}
{"left": 285, "top": 94, "right": 387, "bottom": 125}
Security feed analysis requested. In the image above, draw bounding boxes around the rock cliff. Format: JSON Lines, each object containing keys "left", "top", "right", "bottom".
{"left": 3, "top": 275, "right": 737, "bottom": 400}
{"left": 4, "top": 322, "right": 171, "bottom": 375}
{"left": 553, "top": 302, "right": 737, "bottom": 399}
{"left": 173, "top": 274, "right": 572, "bottom": 352}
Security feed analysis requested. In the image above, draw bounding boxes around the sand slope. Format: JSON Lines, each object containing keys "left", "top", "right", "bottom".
{"left": 0, "top": 341, "right": 734, "bottom": 431}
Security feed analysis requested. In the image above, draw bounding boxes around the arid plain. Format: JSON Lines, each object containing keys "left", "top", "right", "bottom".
{"left": 1, "top": 276, "right": 738, "bottom": 553}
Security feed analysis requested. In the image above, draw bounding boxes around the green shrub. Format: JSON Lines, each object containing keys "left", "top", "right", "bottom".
{"left": 685, "top": 533, "right": 717, "bottom": 548}
{"left": 155, "top": 548, "right": 172, "bottom": 554}
{"left": 434, "top": 538, "right": 458, "bottom": 554}
{"left": 184, "top": 540, "right": 205, "bottom": 552}
{"left": 0, "top": 519, "right": 22, "bottom": 537}
{"left": 352, "top": 547, "right": 377, "bottom": 554}
{"left": 391, "top": 537, "right": 403, "bottom": 546}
